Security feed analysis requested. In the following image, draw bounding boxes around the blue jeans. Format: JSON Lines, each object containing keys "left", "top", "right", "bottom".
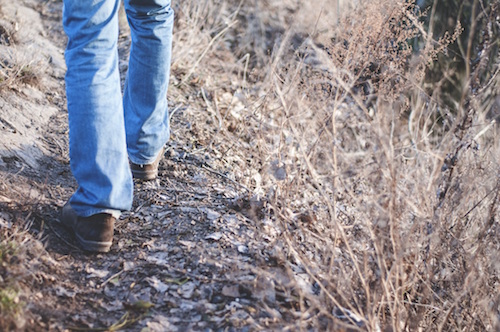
{"left": 63, "top": 0, "right": 173, "bottom": 217}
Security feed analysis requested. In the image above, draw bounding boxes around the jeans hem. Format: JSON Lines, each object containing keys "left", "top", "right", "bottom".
{"left": 71, "top": 205, "right": 122, "bottom": 219}
{"left": 128, "top": 146, "right": 165, "bottom": 165}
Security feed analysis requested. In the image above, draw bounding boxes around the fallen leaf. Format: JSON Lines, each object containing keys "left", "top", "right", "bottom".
{"left": 123, "top": 261, "right": 136, "bottom": 271}
{"left": 55, "top": 286, "right": 75, "bottom": 298}
{"left": 143, "top": 315, "right": 178, "bottom": 332}
{"left": 101, "top": 299, "right": 123, "bottom": 312}
{"left": 86, "top": 267, "right": 109, "bottom": 279}
{"left": 123, "top": 300, "right": 155, "bottom": 311}
{"left": 178, "top": 240, "right": 195, "bottom": 250}
{"left": 178, "top": 281, "right": 196, "bottom": 299}
{"left": 145, "top": 276, "right": 169, "bottom": 293}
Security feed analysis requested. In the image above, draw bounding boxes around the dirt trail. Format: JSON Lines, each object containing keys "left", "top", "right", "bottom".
{"left": 0, "top": 1, "right": 287, "bottom": 331}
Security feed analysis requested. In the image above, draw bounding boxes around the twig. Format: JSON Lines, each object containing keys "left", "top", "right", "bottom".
{"left": 180, "top": 21, "right": 237, "bottom": 85}
{"left": 99, "top": 270, "right": 125, "bottom": 289}
{"left": 168, "top": 104, "right": 184, "bottom": 123}
{"left": 200, "top": 164, "right": 250, "bottom": 192}
{"left": 473, "top": 119, "right": 496, "bottom": 141}
{"left": 67, "top": 311, "right": 145, "bottom": 332}
{"left": 462, "top": 186, "right": 497, "bottom": 219}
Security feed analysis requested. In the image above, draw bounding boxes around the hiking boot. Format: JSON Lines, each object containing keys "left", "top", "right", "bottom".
{"left": 60, "top": 203, "right": 115, "bottom": 253}
{"left": 130, "top": 147, "right": 164, "bottom": 180}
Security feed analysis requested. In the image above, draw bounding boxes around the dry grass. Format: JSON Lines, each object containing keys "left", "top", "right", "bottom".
{"left": 0, "top": 2, "right": 53, "bottom": 91}
{"left": 170, "top": 0, "right": 500, "bottom": 330}
{"left": 0, "top": 210, "right": 45, "bottom": 331}
{"left": 0, "top": 22, "right": 41, "bottom": 90}
{"left": 0, "top": 233, "right": 25, "bottom": 330}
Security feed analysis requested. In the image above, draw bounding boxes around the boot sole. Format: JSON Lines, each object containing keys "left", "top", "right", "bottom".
{"left": 75, "top": 233, "right": 112, "bottom": 253}
{"left": 131, "top": 169, "right": 158, "bottom": 180}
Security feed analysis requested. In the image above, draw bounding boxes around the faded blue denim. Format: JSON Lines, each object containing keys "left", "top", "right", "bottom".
{"left": 63, "top": 0, "right": 173, "bottom": 217}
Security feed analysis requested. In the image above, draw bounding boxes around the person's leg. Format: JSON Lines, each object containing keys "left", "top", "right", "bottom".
{"left": 63, "top": 0, "right": 133, "bottom": 218}
{"left": 123, "top": 0, "right": 174, "bottom": 166}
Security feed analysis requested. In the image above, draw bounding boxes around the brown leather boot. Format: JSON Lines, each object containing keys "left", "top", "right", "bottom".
{"left": 129, "top": 147, "right": 164, "bottom": 180}
{"left": 60, "top": 203, "right": 115, "bottom": 253}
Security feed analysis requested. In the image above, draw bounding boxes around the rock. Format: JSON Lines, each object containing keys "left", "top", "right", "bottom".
{"left": 205, "top": 232, "right": 223, "bottom": 241}
{"left": 206, "top": 209, "right": 221, "bottom": 220}
{"left": 222, "top": 285, "right": 240, "bottom": 298}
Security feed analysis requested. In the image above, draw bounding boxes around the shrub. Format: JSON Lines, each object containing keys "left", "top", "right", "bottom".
{"left": 235, "top": 0, "right": 500, "bottom": 330}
